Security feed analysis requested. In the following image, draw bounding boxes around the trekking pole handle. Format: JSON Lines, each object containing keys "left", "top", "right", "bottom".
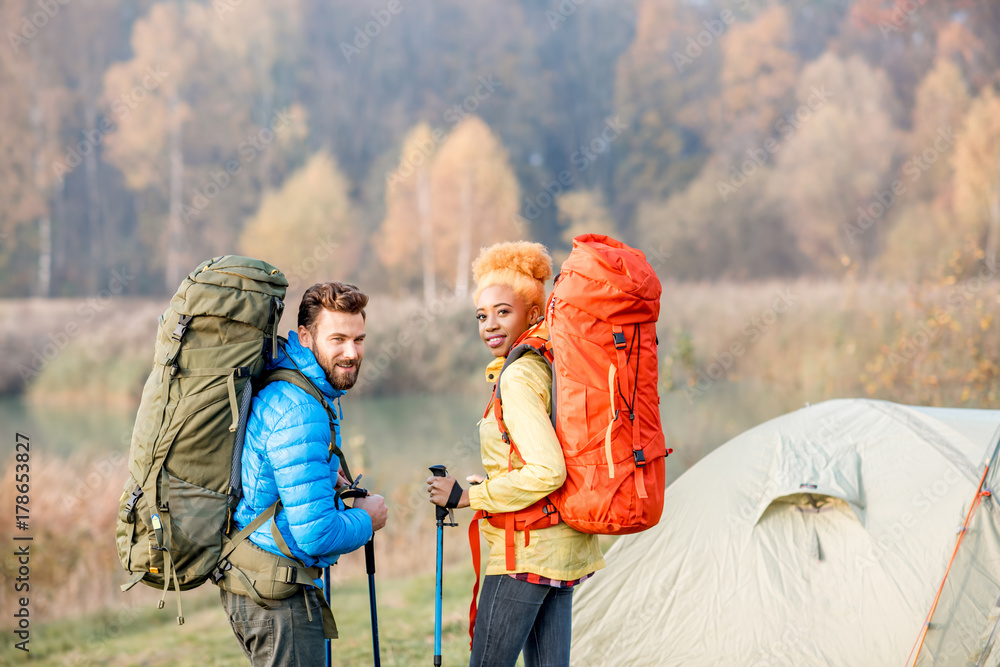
{"left": 429, "top": 465, "right": 450, "bottom": 522}
{"left": 365, "top": 537, "right": 376, "bottom": 575}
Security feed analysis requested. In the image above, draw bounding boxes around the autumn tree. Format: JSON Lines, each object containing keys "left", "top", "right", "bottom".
{"left": 953, "top": 89, "right": 1000, "bottom": 268}
{"left": 101, "top": 2, "right": 204, "bottom": 290}
{"left": 710, "top": 5, "right": 799, "bottom": 161}
{"left": 613, "top": 0, "right": 717, "bottom": 210}
{"left": 376, "top": 123, "right": 440, "bottom": 301}
{"left": 0, "top": 0, "right": 71, "bottom": 297}
{"left": 103, "top": 1, "right": 305, "bottom": 291}
{"left": 879, "top": 201, "right": 957, "bottom": 282}
{"left": 239, "top": 151, "right": 360, "bottom": 290}
{"left": 907, "top": 57, "right": 970, "bottom": 202}
{"left": 430, "top": 116, "right": 523, "bottom": 300}
{"left": 774, "top": 54, "right": 898, "bottom": 274}
{"left": 637, "top": 163, "right": 799, "bottom": 280}
{"left": 554, "top": 190, "right": 618, "bottom": 265}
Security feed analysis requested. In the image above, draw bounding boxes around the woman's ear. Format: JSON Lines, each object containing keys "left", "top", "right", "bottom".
{"left": 529, "top": 304, "right": 542, "bottom": 325}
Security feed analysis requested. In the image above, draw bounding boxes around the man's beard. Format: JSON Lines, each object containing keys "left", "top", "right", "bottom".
{"left": 314, "top": 349, "right": 362, "bottom": 390}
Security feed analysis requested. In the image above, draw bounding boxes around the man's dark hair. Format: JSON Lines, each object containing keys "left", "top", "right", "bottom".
{"left": 298, "top": 282, "right": 369, "bottom": 334}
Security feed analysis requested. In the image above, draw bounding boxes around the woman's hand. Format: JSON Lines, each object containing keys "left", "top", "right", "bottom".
{"left": 426, "top": 474, "right": 471, "bottom": 509}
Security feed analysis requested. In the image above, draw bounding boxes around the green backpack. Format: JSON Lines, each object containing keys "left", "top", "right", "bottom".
{"left": 115, "top": 256, "right": 287, "bottom": 621}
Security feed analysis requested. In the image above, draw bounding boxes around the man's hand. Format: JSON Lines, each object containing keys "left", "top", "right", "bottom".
{"left": 426, "top": 474, "right": 472, "bottom": 509}
{"left": 353, "top": 494, "right": 388, "bottom": 532}
{"left": 335, "top": 469, "right": 350, "bottom": 490}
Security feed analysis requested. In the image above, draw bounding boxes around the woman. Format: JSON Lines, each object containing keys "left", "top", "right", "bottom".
{"left": 427, "top": 241, "right": 604, "bottom": 667}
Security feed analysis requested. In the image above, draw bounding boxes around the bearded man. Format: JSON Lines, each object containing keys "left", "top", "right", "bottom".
{"left": 220, "top": 281, "right": 388, "bottom": 666}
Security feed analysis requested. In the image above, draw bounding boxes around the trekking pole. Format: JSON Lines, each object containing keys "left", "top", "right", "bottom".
{"left": 365, "top": 537, "right": 380, "bottom": 667}
{"left": 339, "top": 476, "right": 381, "bottom": 666}
{"left": 429, "top": 465, "right": 457, "bottom": 666}
{"left": 324, "top": 566, "right": 333, "bottom": 667}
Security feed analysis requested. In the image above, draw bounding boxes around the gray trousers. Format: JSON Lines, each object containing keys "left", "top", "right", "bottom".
{"left": 220, "top": 587, "right": 326, "bottom": 666}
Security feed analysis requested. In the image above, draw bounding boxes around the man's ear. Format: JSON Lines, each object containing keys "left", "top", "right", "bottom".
{"left": 298, "top": 324, "right": 313, "bottom": 348}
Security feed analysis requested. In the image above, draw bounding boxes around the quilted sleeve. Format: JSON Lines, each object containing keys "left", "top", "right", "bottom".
{"left": 266, "top": 397, "right": 373, "bottom": 560}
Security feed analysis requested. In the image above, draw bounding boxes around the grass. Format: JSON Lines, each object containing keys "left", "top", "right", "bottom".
{"left": 0, "top": 567, "right": 479, "bottom": 666}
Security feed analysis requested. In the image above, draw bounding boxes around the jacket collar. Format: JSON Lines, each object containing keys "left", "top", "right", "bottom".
{"left": 277, "top": 331, "right": 345, "bottom": 402}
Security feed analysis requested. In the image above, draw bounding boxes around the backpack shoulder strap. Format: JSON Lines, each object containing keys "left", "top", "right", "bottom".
{"left": 493, "top": 335, "right": 556, "bottom": 444}
{"left": 487, "top": 334, "right": 562, "bottom": 572}
{"left": 259, "top": 367, "right": 354, "bottom": 483}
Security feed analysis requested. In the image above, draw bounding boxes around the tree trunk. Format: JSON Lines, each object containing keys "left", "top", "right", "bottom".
{"left": 417, "top": 167, "right": 435, "bottom": 304}
{"left": 455, "top": 172, "right": 473, "bottom": 300}
{"left": 28, "top": 45, "right": 51, "bottom": 298}
{"left": 36, "top": 216, "right": 51, "bottom": 298}
{"left": 988, "top": 155, "right": 1000, "bottom": 271}
{"left": 166, "top": 93, "right": 185, "bottom": 291}
{"left": 83, "top": 94, "right": 104, "bottom": 294}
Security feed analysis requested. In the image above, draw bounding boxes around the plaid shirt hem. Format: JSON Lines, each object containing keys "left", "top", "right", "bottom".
{"left": 508, "top": 572, "right": 594, "bottom": 589}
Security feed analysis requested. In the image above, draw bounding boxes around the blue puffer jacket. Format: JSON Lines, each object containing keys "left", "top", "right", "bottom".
{"left": 234, "top": 331, "right": 372, "bottom": 568}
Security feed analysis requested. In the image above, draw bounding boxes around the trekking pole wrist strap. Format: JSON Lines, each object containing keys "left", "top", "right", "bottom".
{"left": 446, "top": 479, "right": 464, "bottom": 509}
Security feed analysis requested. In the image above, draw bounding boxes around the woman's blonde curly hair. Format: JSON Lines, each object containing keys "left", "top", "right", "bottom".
{"left": 472, "top": 241, "right": 553, "bottom": 312}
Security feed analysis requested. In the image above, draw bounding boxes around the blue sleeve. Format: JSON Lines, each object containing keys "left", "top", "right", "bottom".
{"left": 266, "top": 400, "right": 373, "bottom": 560}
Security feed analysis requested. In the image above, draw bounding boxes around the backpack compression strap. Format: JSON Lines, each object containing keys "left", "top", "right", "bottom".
{"left": 258, "top": 367, "right": 355, "bottom": 484}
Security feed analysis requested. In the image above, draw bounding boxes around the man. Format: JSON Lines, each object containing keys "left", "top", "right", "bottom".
{"left": 220, "top": 281, "right": 389, "bottom": 665}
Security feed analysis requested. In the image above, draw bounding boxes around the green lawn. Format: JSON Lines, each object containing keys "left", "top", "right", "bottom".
{"left": 1, "top": 568, "right": 478, "bottom": 666}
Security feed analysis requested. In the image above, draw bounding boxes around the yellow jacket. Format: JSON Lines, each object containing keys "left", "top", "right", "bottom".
{"left": 468, "top": 349, "right": 605, "bottom": 580}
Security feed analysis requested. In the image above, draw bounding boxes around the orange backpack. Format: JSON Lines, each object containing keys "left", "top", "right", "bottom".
{"left": 468, "top": 234, "right": 669, "bottom": 639}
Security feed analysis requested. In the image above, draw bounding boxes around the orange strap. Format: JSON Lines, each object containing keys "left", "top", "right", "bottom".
{"left": 906, "top": 465, "right": 991, "bottom": 666}
{"left": 469, "top": 510, "right": 484, "bottom": 648}
{"left": 505, "top": 511, "right": 516, "bottom": 571}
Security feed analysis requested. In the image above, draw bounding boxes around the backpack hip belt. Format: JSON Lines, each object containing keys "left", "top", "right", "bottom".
{"left": 213, "top": 500, "right": 338, "bottom": 639}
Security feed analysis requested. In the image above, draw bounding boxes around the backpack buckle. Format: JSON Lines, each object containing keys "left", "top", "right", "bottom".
{"left": 124, "top": 485, "right": 143, "bottom": 513}
{"left": 171, "top": 315, "right": 193, "bottom": 342}
{"left": 612, "top": 332, "right": 627, "bottom": 349}
{"left": 212, "top": 560, "right": 231, "bottom": 583}
{"left": 279, "top": 566, "right": 297, "bottom": 584}
{"left": 543, "top": 504, "right": 557, "bottom": 516}
{"left": 633, "top": 450, "right": 646, "bottom": 467}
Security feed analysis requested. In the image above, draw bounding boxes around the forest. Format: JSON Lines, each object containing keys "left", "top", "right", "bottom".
{"left": 2, "top": 0, "right": 999, "bottom": 300}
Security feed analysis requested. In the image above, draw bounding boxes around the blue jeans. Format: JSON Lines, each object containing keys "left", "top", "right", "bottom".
{"left": 469, "top": 575, "right": 574, "bottom": 667}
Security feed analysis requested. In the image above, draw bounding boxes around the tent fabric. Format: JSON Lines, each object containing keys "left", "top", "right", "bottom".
{"left": 571, "top": 399, "right": 1000, "bottom": 666}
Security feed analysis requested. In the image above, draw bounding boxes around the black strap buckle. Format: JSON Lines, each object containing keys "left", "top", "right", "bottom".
{"left": 543, "top": 504, "right": 557, "bottom": 516}
{"left": 212, "top": 560, "right": 232, "bottom": 583}
{"left": 613, "top": 332, "right": 627, "bottom": 349}
{"left": 125, "top": 485, "right": 143, "bottom": 513}
{"left": 633, "top": 450, "right": 646, "bottom": 467}
{"left": 280, "top": 567, "right": 297, "bottom": 584}
{"left": 227, "top": 486, "right": 242, "bottom": 511}
{"left": 171, "top": 315, "right": 193, "bottom": 342}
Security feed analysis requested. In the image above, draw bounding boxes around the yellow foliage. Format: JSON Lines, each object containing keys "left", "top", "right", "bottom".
{"left": 715, "top": 5, "right": 798, "bottom": 150}
{"left": 431, "top": 116, "right": 523, "bottom": 297}
{"left": 376, "top": 122, "right": 438, "bottom": 289}
{"left": 954, "top": 89, "right": 1000, "bottom": 251}
{"left": 555, "top": 189, "right": 618, "bottom": 261}
{"left": 238, "top": 152, "right": 360, "bottom": 287}
{"left": 774, "top": 54, "right": 897, "bottom": 274}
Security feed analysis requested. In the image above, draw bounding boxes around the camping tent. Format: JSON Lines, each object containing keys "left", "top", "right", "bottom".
{"left": 572, "top": 399, "right": 1000, "bottom": 666}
